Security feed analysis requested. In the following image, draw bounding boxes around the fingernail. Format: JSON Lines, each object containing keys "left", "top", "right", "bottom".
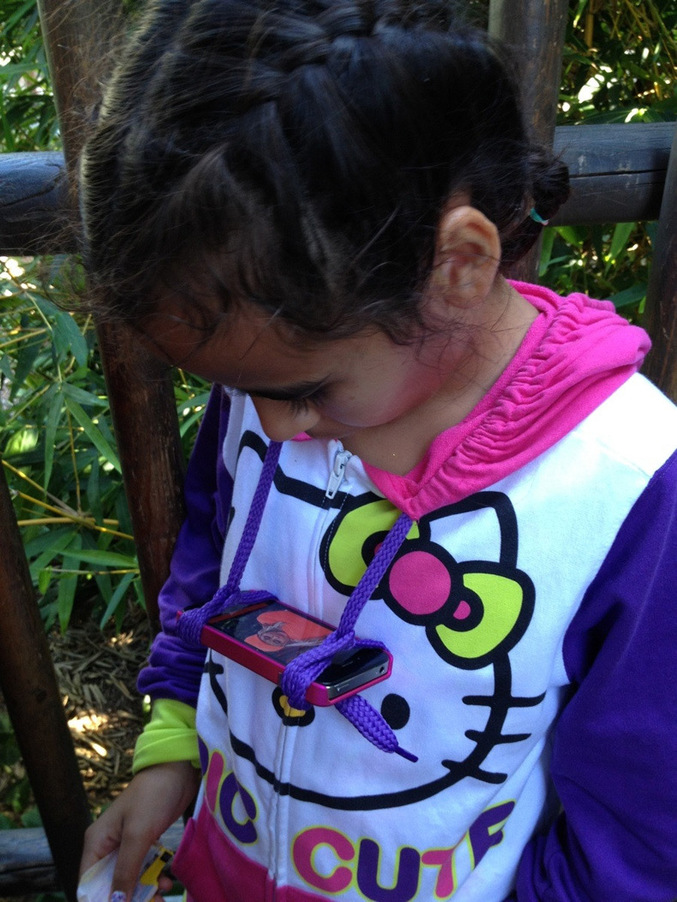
{"left": 110, "top": 893, "right": 127, "bottom": 902}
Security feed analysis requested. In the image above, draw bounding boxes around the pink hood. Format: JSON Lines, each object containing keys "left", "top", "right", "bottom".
{"left": 366, "top": 282, "right": 650, "bottom": 519}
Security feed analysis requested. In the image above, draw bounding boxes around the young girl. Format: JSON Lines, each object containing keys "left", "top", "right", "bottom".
{"left": 78, "top": 1, "right": 677, "bottom": 900}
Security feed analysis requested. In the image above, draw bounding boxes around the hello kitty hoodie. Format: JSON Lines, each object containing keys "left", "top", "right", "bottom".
{"left": 135, "top": 283, "right": 677, "bottom": 902}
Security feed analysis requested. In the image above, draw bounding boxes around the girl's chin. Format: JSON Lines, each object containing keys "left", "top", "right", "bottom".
{"left": 307, "top": 427, "right": 355, "bottom": 442}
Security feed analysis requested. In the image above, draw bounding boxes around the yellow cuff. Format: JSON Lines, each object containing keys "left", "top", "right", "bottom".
{"left": 132, "top": 698, "right": 200, "bottom": 774}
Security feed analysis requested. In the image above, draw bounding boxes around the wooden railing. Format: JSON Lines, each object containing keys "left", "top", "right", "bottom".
{"left": 1, "top": 120, "right": 674, "bottom": 254}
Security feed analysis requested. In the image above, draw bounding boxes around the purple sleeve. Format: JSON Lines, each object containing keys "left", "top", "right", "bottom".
{"left": 137, "top": 386, "right": 233, "bottom": 707}
{"left": 516, "top": 450, "right": 677, "bottom": 901}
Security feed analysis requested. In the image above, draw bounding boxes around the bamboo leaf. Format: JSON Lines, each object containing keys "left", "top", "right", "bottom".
{"left": 62, "top": 382, "right": 108, "bottom": 408}
{"left": 24, "top": 525, "right": 73, "bottom": 558}
{"left": 64, "top": 548, "right": 137, "bottom": 568}
{"left": 56, "top": 534, "right": 82, "bottom": 632}
{"left": 0, "top": 61, "right": 45, "bottom": 78}
{"left": 538, "top": 229, "right": 557, "bottom": 277}
{"left": 99, "top": 572, "right": 136, "bottom": 628}
{"left": 27, "top": 528, "right": 77, "bottom": 581}
{"left": 4, "top": 426, "right": 39, "bottom": 456}
{"left": 37, "top": 568, "right": 52, "bottom": 594}
{"left": 43, "top": 383, "right": 63, "bottom": 490}
{"left": 10, "top": 339, "right": 42, "bottom": 400}
{"left": 610, "top": 283, "right": 647, "bottom": 310}
{"left": 64, "top": 397, "right": 121, "bottom": 472}
{"left": 57, "top": 571, "right": 78, "bottom": 633}
{"left": 86, "top": 456, "right": 103, "bottom": 524}
{"left": 607, "top": 221, "right": 635, "bottom": 266}
{"left": 4, "top": 0, "right": 39, "bottom": 31}
{"left": 52, "top": 310, "right": 89, "bottom": 368}
{"left": 554, "top": 225, "right": 588, "bottom": 246}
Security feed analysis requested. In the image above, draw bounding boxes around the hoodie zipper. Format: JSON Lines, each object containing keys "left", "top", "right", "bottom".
{"left": 325, "top": 448, "right": 352, "bottom": 499}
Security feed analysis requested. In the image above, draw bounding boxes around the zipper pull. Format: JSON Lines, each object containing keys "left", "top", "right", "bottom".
{"left": 326, "top": 449, "right": 351, "bottom": 499}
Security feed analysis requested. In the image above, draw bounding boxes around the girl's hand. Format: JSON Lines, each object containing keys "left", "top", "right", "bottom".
{"left": 79, "top": 760, "right": 200, "bottom": 901}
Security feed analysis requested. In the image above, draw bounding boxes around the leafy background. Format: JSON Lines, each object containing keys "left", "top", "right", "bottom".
{"left": 0, "top": 0, "right": 675, "bottom": 870}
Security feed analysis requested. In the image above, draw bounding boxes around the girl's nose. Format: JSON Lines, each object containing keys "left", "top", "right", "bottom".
{"left": 251, "top": 397, "right": 321, "bottom": 442}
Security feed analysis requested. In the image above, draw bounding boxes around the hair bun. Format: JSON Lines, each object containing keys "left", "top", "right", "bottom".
{"left": 500, "top": 148, "right": 570, "bottom": 268}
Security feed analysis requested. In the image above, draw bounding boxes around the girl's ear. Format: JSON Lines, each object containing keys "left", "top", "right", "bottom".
{"left": 429, "top": 205, "right": 501, "bottom": 309}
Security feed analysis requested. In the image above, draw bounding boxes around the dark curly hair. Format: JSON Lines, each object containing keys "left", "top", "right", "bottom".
{"left": 80, "top": 0, "right": 569, "bottom": 341}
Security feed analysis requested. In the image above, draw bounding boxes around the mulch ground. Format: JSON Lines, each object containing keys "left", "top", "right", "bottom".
{"left": 51, "top": 610, "right": 151, "bottom": 812}
{"left": 0, "top": 607, "right": 152, "bottom": 826}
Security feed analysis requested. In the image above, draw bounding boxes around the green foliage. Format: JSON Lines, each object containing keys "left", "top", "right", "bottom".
{"left": 539, "top": 220, "right": 658, "bottom": 321}
{"left": 0, "top": 256, "right": 209, "bottom": 630}
{"left": 0, "top": 0, "right": 59, "bottom": 151}
{"left": 1, "top": 257, "right": 136, "bottom": 630}
{"left": 538, "top": 0, "right": 677, "bottom": 317}
{"left": 561, "top": 0, "right": 677, "bottom": 124}
{"left": 0, "top": 709, "right": 41, "bottom": 828}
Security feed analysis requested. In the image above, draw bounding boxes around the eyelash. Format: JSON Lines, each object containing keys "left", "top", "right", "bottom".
{"left": 232, "top": 387, "right": 328, "bottom": 414}
{"left": 288, "top": 397, "right": 312, "bottom": 415}
{"left": 288, "top": 386, "right": 329, "bottom": 415}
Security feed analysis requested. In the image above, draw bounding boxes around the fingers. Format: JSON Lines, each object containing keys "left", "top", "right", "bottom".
{"left": 79, "top": 762, "right": 199, "bottom": 899}
{"left": 111, "top": 848, "right": 176, "bottom": 901}
{"left": 115, "top": 832, "right": 152, "bottom": 894}
{"left": 80, "top": 815, "right": 158, "bottom": 900}
{"left": 80, "top": 814, "right": 125, "bottom": 877}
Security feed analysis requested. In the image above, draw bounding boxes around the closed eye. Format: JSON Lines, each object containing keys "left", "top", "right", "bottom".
{"left": 286, "top": 386, "right": 330, "bottom": 415}
{"left": 232, "top": 382, "right": 330, "bottom": 413}
{"left": 287, "top": 396, "right": 312, "bottom": 415}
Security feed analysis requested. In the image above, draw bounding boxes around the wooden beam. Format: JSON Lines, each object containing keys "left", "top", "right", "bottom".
{"left": 0, "top": 462, "right": 91, "bottom": 901}
{"left": 553, "top": 121, "right": 676, "bottom": 226}
{"left": 1, "top": 123, "right": 674, "bottom": 255}
{"left": 0, "top": 821, "right": 185, "bottom": 896}
{"left": 0, "top": 152, "right": 69, "bottom": 254}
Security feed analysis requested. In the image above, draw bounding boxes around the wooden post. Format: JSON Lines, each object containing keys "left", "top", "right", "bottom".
{"left": 642, "top": 125, "right": 677, "bottom": 402}
{"left": 36, "top": 0, "right": 187, "bottom": 628}
{"left": 488, "top": 0, "right": 570, "bottom": 281}
{"left": 96, "top": 324, "right": 187, "bottom": 633}
{"left": 0, "top": 0, "right": 187, "bottom": 896}
{"left": 36, "top": 0, "right": 124, "bottom": 169}
{"left": 0, "top": 462, "right": 91, "bottom": 901}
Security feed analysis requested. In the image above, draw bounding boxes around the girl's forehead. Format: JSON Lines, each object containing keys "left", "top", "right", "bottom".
{"left": 141, "top": 302, "right": 310, "bottom": 362}
{"left": 139, "top": 301, "right": 375, "bottom": 386}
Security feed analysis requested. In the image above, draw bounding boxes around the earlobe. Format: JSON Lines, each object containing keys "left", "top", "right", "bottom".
{"left": 430, "top": 205, "right": 501, "bottom": 309}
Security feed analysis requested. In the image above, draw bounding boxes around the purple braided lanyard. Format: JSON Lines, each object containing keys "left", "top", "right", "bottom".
{"left": 177, "top": 440, "right": 417, "bottom": 762}
{"left": 176, "top": 441, "right": 283, "bottom": 646}
{"left": 280, "top": 511, "right": 416, "bottom": 761}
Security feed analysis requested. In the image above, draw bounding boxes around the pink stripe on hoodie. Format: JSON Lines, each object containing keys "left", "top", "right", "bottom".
{"left": 365, "top": 282, "right": 650, "bottom": 520}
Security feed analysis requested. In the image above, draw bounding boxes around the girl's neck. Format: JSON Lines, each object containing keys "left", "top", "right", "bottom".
{"left": 343, "top": 280, "right": 538, "bottom": 474}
